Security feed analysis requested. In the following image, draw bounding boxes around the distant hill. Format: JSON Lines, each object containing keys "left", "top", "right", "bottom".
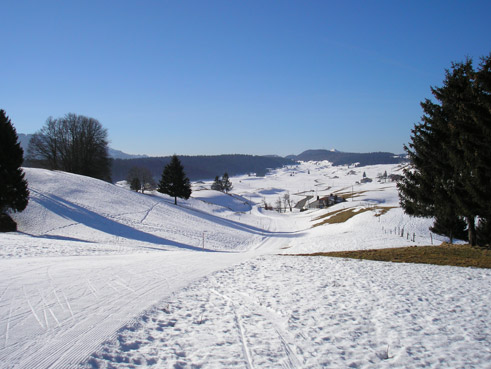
{"left": 17, "top": 134, "right": 32, "bottom": 153}
{"left": 19, "top": 132, "right": 406, "bottom": 180}
{"left": 107, "top": 148, "right": 148, "bottom": 159}
{"left": 289, "top": 149, "right": 407, "bottom": 167}
{"left": 111, "top": 155, "right": 295, "bottom": 182}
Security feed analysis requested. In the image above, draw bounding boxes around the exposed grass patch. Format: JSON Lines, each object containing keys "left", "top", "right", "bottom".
{"left": 313, "top": 208, "right": 372, "bottom": 227}
{"left": 313, "top": 205, "right": 397, "bottom": 227}
{"left": 313, "top": 208, "right": 349, "bottom": 222}
{"left": 334, "top": 186, "right": 394, "bottom": 201}
{"left": 374, "top": 206, "right": 397, "bottom": 217}
{"left": 295, "top": 244, "right": 491, "bottom": 269}
{"left": 333, "top": 190, "right": 367, "bottom": 201}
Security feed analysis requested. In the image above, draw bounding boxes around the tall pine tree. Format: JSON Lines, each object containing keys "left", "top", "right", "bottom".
{"left": 0, "top": 110, "right": 29, "bottom": 231}
{"left": 398, "top": 55, "right": 491, "bottom": 245}
{"left": 157, "top": 155, "right": 191, "bottom": 205}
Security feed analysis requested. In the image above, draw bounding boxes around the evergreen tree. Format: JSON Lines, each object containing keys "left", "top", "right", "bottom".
{"left": 211, "top": 176, "right": 223, "bottom": 191}
{"left": 430, "top": 212, "right": 468, "bottom": 244}
{"left": 157, "top": 155, "right": 191, "bottom": 205}
{"left": 221, "top": 172, "right": 233, "bottom": 193}
{"left": 398, "top": 54, "right": 491, "bottom": 246}
{"left": 0, "top": 110, "right": 29, "bottom": 231}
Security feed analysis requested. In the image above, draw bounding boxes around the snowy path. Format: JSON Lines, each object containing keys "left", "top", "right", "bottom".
{"left": 0, "top": 251, "right": 254, "bottom": 369}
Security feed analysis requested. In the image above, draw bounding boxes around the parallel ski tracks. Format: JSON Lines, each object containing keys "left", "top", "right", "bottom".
{"left": 211, "top": 288, "right": 303, "bottom": 369}
{"left": 0, "top": 252, "right": 251, "bottom": 369}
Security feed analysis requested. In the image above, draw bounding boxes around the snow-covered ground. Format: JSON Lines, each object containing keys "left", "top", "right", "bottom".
{"left": 0, "top": 163, "right": 489, "bottom": 368}
{"left": 85, "top": 256, "right": 490, "bottom": 369}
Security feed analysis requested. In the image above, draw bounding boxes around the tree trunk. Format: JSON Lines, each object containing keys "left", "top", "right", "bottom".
{"left": 466, "top": 216, "right": 476, "bottom": 246}
{"left": 174, "top": 197, "right": 177, "bottom": 205}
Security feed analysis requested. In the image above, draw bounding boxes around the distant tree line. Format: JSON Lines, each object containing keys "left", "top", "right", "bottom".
{"left": 111, "top": 155, "right": 294, "bottom": 183}
{"left": 398, "top": 54, "right": 491, "bottom": 246}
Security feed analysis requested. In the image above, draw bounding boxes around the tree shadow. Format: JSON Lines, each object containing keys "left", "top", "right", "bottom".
{"left": 30, "top": 192, "right": 213, "bottom": 252}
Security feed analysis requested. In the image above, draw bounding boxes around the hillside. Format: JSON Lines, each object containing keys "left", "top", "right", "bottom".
{"left": 9, "top": 168, "right": 262, "bottom": 256}
{"left": 288, "top": 149, "right": 407, "bottom": 166}
{"left": 0, "top": 164, "right": 489, "bottom": 368}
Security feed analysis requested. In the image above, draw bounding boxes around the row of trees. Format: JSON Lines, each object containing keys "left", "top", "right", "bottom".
{"left": 398, "top": 54, "right": 491, "bottom": 246}
{"left": 262, "top": 193, "right": 292, "bottom": 213}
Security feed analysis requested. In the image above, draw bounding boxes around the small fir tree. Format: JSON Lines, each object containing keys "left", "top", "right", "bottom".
{"left": 0, "top": 110, "right": 29, "bottom": 231}
{"left": 221, "top": 172, "right": 233, "bottom": 193}
{"left": 211, "top": 176, "right": 223, "bottom": 191}
{"left": 158, "top": 155, "right": 191, "bottom": 205}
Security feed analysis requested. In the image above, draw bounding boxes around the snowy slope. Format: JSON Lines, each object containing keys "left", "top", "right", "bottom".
{"left": 0, "top": 169, "right": 269, "bottom": 368}
{"left": 9, "top": 168, "right": 263, "bottom": 256}
{"left": 0, "top": 163, "right": 488, "bottom": 368}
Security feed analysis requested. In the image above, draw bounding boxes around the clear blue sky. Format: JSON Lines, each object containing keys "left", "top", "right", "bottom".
{"left": 2, "top": 1, "right": 490, "bottom": 156}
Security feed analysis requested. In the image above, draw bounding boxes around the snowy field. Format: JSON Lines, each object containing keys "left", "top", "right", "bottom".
{"left": 85, "top": 256, "right": 490, "bottom": 369}
{"left": 1, "top": 162, "right": 489, "bottom": 368}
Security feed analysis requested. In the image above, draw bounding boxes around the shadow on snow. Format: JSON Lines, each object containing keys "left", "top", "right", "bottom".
{"left": 29, "top": 191, "right": 214, "bottom": 252}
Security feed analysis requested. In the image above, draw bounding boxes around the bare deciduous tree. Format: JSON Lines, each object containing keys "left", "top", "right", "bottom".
{"left": 127, "top": 166, "right": 155, "bottom": 193}
{"left": 283, "top": 192, "right": 292, "bottom": 212}
{"left": 28, "top": 113, "right": 111, "bottom": 181}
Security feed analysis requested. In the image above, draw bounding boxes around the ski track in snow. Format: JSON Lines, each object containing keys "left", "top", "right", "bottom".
{"left": 0, "top": 163, "right": 489, "bottom": 368}
{"left": 84, "top": 256, "right": 491, "bottom": 369}
{"left": 0, "top": 252, "right": 253, "bottom": 369}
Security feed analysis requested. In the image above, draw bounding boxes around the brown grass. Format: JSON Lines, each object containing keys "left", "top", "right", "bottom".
{"left": 312, "top": 206, "right": 397, "bottom": 227}
{"left": 374, "top": 206, "right": 397, "bottom": 217}
{"left": 312, "top": 208, "right": 348, "bottom": 222}
{"left": 313, "top": 208, "right": 372, "bottom": 227}
{"left": 333, "top": 190, "right": 367, "bottom": 201}
{"left": 295, "top": 243, "right": 491, "bottom": 269}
